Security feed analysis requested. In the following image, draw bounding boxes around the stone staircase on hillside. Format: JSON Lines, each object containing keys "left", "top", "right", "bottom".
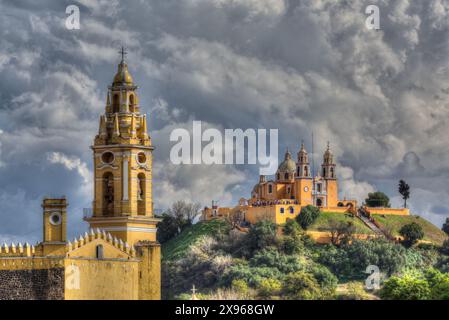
{"left": 357, "top": 208, "right": 386, "bottom": 238}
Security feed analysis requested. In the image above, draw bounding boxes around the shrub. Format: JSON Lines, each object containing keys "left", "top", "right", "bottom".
{"left": 441, "top": 240, "right": 449, "bottom": 255}
{"left": 231, "top": 279, "right": 249, "bottom": 297}
{"left": 380, "top": 272, "right": 431, "bottom": 300}
{"left": 309, "top": 264, "right": 338, "bottom": 298}
{"left": 281, "top": 235, "right": 305, "bottom": 255}
{"left": 257, "top": 278, "right": 282, "bottom": 299}
{"left": 339, "top": 282, "right": 373, "bottom": 300}
{"left": 399, "top": 222, "right": 424, "bottom": 247}
{"left": 282, "top": 271, "right": 323, "bottom": 300}
{"left": 222, "top": 263, "right": 283, "bottom": 287}
{"left": 283, "top": 220, "right": 302, "bottom": 237}
{"left": 247, "top": 220, "right": 277, "bottom": 252}
{"left": 424, "top": 269, "right": 449, "bottom": 300}
{"left": 249, "top": 248, "right": 302, "bottom": 274}
{"left": 296, "top": 205, "right": 320, "bottom": 230}
{"left": 317, "top": 239, "right": 408, "bottom": 281}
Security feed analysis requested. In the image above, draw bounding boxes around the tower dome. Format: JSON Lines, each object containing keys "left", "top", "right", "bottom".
{"left": 278, "top": 149, "right": 296, "bottom": 173}
{"left": 113, "top": 47, "right": 134, "bottom": 86}
{"left": 113, "top": 61, "right": 134, "bottom": 85}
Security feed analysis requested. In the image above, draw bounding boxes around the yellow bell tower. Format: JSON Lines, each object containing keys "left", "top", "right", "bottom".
{"left": 85, "top": 48, "right": 161, "bottom": 246}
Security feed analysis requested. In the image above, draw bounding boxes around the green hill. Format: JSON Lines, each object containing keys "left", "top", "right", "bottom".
{"left": 309, "top": 212, "right": 376, "bottom": 235}
{"left": 162, "top": 219, "right": 230, "bottom": 261}
{"left": 372, "top": 214, "right": 448, "bottom": 245}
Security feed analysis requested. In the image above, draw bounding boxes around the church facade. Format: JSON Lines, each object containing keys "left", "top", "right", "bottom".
{"left": 203, "top": 142, "right": 409, "bottom": 225}
{"left": 0, "top": 54, "right": 161, "bottom": 300}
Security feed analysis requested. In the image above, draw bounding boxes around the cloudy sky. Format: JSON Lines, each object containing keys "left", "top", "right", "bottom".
{"left": 0, "top": 0, "right": 448, "bottom": 242}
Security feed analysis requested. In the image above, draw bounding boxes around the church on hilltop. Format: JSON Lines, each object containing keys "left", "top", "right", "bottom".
{"left": 203, "top": 142, "right": 409, "bottom": 226}
{"left": 0, "top": 51, "right": 161, "bottom": 300}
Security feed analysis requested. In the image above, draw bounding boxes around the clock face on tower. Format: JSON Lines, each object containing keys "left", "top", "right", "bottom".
{"left": 304, "top": 186, "right": 309, "bottom": 192}
{"left": 49, "top": 212, "right": 62, "bottom": 225}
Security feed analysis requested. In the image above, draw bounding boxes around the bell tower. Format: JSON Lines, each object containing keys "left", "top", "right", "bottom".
{"left": 294, "top": 142, "right": 313, "bottom": 205}
{"left": 85, "top": 48, "right": 160, "bottom": 245}
{"left": 321, "top": 142, "right": 338, "bottom": 207}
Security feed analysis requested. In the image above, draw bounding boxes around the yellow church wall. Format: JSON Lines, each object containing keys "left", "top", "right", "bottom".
{"left": 274, "top": 204, "right": 301, "bottom": 224}
{"left": 67, "top": 239, "right": 131, "bottom": 260}
{"left": 366, "top": 207, "right": 410, "bottom": 216}
{"left": 245, "top": 204, "right": 301, "bottom": 225}
{"left": 306, "top": 231, "right": 380, "bottom": 244}
{"left": 326, "top": 180, "right": 338, "bottom": 207}
{"left": 64, "top": 258, "right": 139, "bottom": 300}
{"left": 321, "top": 207, "right": 351, "bottom": 214}
{"left": 245, "top": 206, "right": 276, "bottom": 225}
{"left": 136, "top": 243, "right": 161, "bottom": 300}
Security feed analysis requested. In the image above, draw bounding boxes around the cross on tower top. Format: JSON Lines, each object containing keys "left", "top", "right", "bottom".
{"left": 119, "top": 46, "right": 128, "bottom": 62}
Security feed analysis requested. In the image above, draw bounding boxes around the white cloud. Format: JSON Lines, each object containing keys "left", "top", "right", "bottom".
{"left": 47, "top": 152, "right": 92, "bottom": 197}
{"left": 1, "top": 0, "right": 449, "bottom": 239}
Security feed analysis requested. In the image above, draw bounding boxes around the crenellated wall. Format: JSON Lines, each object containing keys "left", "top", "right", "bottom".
{"left": 0, "top": 243, "right": 36, "bottom": 257}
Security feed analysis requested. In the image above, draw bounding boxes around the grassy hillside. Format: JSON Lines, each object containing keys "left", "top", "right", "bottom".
{"left": 372, "top": 214, "right": 448, "bottom": 245}
{"left": 162, "top": 219, "right": 230, "bottom": 261}
{"left": 309, "top": 212, "right": 375, "bottom": 235}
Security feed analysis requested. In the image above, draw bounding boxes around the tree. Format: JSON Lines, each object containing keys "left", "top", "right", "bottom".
{"left": 399, "top": 222, "right": 424, "bottom": 247}
{"left": 442, "top": 218, "right": 449, "bottom": 237}
{"left": 168, "top": 200, "right": 201, "bottom": 225}
{"left": 398, "top": 180, "right": 411, "bottom": 208}
{"left": 296, "top": 205, "right": 320, "bottom": 230}
{"left": 328, "top": 219, "right": 356, "bottom": 246}
{"left": 157, "top": 214, "right": 180, "bottom": 243}
{"left": 225, "top": 209, "right": 244, "bottom": 229}
{"left": 156, "top": 201, "right": 201, "bottom": 243}
{"left": 441, "top": 240, "right": 449, "bottom": 255}
{"left": 365, "top": 192, "right": 391, "bottom": 208}
{"left": 247, "top": 220, "right": 277, "bottom": 252}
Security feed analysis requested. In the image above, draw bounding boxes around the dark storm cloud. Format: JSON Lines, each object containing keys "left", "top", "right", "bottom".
{"left": 1, "top": 0, "right": 449, "bottom": 242}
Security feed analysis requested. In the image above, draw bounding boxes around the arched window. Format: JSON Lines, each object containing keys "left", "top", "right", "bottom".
{"left": 330, "top": 167, "right": 334, "bottom": 178}
{"left": 316, "top": 198, "right": 323, "bottom": 207}
{"left": 297, "top": 167, "right": 300, "bottom": 177}
{"left": 112, "top": 94, "right": 120, "bottom": 113}
{"left": 289, "top": 206, "right": 294, "bottom": 214}
{"left": 96, "top": 245, "right": 104, "bottom": 259}
{"left": 322, "top": 168, "right": 326, "bottom": 177}
{"left": 137, "top": 173, "right": 146, "bottom": 216}
{"left": 338, "top": 202, "right": 344, "bottom": 207}
{"left": 284, "top": 173, "right": 289, "bottom": 180}
{"left": 103, "top": 172, "right": 114, "bottom": 216}
{"left": 277, "top": 173, "right": 280, "bottom": 181}
{"left": 129, "top": 94, "right": 135, "bottom": 113}
{"left": 268, "top": 184, "right": 273, "bottom": 194}
{"left": 280, "top": 208, "right": 285, "bottom": 214}
{"left": 304, "top": 166, "right": 308, "bottom": 176}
